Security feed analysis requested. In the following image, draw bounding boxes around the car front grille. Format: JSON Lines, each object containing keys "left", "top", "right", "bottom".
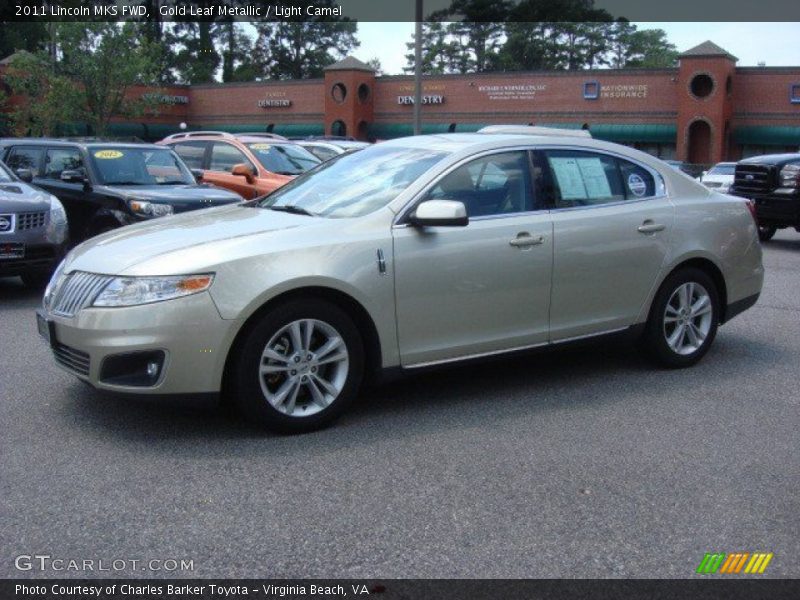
{"left": 17, "top": 212, "right": 47, "bottom": 230}
{"left": 733, "top": 165, "right": 774, "bottom": 195}
{"left": 50, "top": 271, "right": 114, "bottom": 317}
{"left": 53, "top": 342, "right": 90, "bottom": 376}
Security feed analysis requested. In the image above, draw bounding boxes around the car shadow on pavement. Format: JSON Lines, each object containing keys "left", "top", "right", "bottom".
{"left": 58, "top": 337, "right": 656, "bottom": 449}
{"left": 762, "top": 238, "right": 800, "bottom": 252}
{"left": 0, "top": 277, "right": 42, "bottom": 303}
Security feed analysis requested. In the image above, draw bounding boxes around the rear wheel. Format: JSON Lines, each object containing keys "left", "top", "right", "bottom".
{"left": 640, "top": 268, "right": 720, "bottom": 368}
{"left": 234, "top": 299, "right": 364, "bottom": 433}
{"left": 757, "top": 225, "right": 776, "bottom": 241}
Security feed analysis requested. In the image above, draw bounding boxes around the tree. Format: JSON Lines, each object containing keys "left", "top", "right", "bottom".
{"left": 171, "top": 20, "right": 220, "bottom": 84}
{"left": 431, "top": 0, "right": 514, "bottom": 73}
{"left": 403, "top": 22, "right": 457, "bottom": 74}
{"left": 366, "top": 57, "right": 383, "bottom": 76}
{"left": 5, "top": 23, "right": 162, "bottom": 136}
{"left": 216, "top": 21, "right": 256, "bottom": 82}
{"left": 253, "top": 20, "right": 359, "bottom": 80}
{"left": 624, "top": 29, "right": 678, "bottom": 68}
{"left": 0, "top": 22, "right": 48, "bottom": 59}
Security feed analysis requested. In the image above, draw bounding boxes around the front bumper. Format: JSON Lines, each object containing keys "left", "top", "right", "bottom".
{"left": 38, "top": 291, "right": 240, "bottom": 394}
{"left": 0, "top": 242, "right": 67, "bottom": 276}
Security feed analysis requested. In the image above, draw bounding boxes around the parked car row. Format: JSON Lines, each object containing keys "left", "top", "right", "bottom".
{"left": 1, "top": 132, "right": 363, "bottom": 287}
{"left": 34, "top": 126, "right": 764, "bottom": 432}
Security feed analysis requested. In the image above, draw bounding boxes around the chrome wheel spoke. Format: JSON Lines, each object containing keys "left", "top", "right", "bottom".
{"left": 258, "top": 318, "right": 349, "bottom": 417}
{"left": 667, "top": 323, "right": 685, "bottom": 351}
{"left": 289, "top": 321, "right": 304, "bottom": 353}
{"left": 306, "top": 377, "right": 328, "bottom": 408}
{"left": 663, "top": 281, "right": 713, "bottom": 355}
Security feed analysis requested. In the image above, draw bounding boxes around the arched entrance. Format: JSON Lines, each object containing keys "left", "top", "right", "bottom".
{"left": 687, "top": 120, "right": 712, "bottom": 165}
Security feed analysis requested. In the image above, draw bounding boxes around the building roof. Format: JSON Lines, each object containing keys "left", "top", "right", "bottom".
{"left": 324, "top": 56, "right": 375, "bottom": 73}
{"left": 679, "top": 41, "right": 738, "bottom": 61}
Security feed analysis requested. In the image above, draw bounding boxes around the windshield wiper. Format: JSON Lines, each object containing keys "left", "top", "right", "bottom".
{"left": 156, "top": 181, "right": 189, "bottom": 185}
{"left": 105, "top": 181, "right": 144, "bottom": 186}
{"left": 267, "top": 205, "right": 316, "bottom": 217}
{"left": 274, "top": 170, "right": 301, "bottom": 176}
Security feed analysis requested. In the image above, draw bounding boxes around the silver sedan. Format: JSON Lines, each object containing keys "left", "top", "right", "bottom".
{"left": 37, "top": 127, "right": 764, "bottom": 432}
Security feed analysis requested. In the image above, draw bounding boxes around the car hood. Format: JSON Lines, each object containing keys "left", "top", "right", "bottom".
{"left": 64, "top": 204, "right": 322, "bottom": 275}
{"left": 97, "top": 183, "right": 242, "bottom": 209}
{"left": 0, "top": 181, "right": 53, "bottom": 212}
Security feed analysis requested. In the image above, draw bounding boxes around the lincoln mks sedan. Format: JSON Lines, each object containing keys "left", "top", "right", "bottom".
{"left": 37, "top": 127, "right": 764, "bottom": 432}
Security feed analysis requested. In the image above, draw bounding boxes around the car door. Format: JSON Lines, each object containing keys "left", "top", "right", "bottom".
{"left": 206, "top": 142, "right": 259, "bottom": 198}
{"left": 538, "top": 148, "right": 675, "bottom": 341}
{"left": 393, "top": 150, "right": 553, "bottom": 366}
{"left": 36, "top": 146, "right": 94, "bottom": 240}
{"left": 4, "top": 145, "right": 44, "bottom": 180}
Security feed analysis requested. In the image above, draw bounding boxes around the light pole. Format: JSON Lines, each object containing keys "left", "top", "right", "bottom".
{"left": 413, "top": 0, "right": 423, "bottom": 135}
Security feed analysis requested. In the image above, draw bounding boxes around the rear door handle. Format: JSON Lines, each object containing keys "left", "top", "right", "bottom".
{"left": 637, "top": 222, "right": 666, "bottom": 234}
{"left": 509, "top": 233, "right": 545, "bottom": 247}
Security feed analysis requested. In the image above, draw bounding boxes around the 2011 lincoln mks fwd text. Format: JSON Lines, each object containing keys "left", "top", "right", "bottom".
{"left": 36, "top": 127, "right": 763, "bottom": 432}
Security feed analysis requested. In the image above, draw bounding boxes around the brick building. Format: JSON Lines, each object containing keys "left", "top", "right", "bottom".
{"left": 2, "top": 41, "right": 799, "bottom": 164}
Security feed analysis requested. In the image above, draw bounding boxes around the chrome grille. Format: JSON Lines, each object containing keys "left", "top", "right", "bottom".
{"left": 733, "top": 164, "right": 773, "bottom": 195}
{"left": 50, "top": 272, "right": 114, "bottom": 317}
{"left": 53, "top": 342, "right": 90, "bottom": 376}
{"left": 17, "top": 212, "right": 47, "bottom": 230}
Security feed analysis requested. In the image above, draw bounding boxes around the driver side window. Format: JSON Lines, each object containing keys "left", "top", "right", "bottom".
{"left": 425, "top": 151, "right": 534, "bottom": 217}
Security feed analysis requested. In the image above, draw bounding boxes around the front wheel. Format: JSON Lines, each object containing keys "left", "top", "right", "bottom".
{"left": 640, "top": 268, "right": 720, "bottom": 368}
{"left": 757, "top": 225, "right": 776, "bottom": 242}
{"left": 234, "top": 299, "right": 364, "bottom": 433}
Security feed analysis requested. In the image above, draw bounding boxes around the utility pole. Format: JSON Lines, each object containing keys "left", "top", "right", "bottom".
{"left": 413, "top": 0, "right": 423, "bottom": 135}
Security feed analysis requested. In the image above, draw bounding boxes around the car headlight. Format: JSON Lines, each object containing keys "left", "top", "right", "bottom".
{"left": 128, "top": 199, "right": 174, "bottom": 218}
{"left": 45, "top": 195, "right": 68, "bottom": 243}
{"left": 93, "top": 273, "right": 214, "bottom": 307}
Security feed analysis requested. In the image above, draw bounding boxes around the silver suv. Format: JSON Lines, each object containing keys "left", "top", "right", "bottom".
{"left": 0, "top": 160, "right": 68, "bottom": 288}
{"left": 37, "top": 127, "right": 764, "bottom": 432}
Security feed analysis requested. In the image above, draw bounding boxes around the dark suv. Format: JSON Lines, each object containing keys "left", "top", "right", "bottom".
{"left": 730, "top": 153, "right": 800, "bottom": 241}
{"left": 0, "top": 139, "right": 242, "bottom": 242}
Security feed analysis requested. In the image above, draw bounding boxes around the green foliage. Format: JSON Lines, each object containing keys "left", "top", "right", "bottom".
{"left": 254, "top": 20, "right": 359, "bottom": 80}
{"left": 5, "top": 23, "right": 162, "bottom": 136}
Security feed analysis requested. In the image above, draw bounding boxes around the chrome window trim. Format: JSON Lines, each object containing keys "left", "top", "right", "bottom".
{"left": 392, "top": 144, "right": 668, "bottom": 227}
{"left": 392, "top": 145, "right": 547, "bottom": 228}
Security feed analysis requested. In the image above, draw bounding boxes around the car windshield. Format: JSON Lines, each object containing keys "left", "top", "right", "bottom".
{"left": 708, "top": 164, "right": 735, "bottom": 175}
{"left": 258, "top": 145, "right": 447, "bottom": 218}
{"left": 246, "top": 143, "right": 321, "bottom": 176}
{"left": 89, "top": 147, "right": 195, "bottom": 185}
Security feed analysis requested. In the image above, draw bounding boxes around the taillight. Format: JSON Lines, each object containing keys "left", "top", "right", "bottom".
{"left": 745, "top": 199, "right": 758, "bottom": 223}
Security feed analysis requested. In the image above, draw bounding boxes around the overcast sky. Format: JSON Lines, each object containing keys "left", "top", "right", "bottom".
{"left": 354, "top": 22, "right": 800, "bottom": 75}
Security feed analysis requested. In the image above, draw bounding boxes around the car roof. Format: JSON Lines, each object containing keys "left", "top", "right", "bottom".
{"left": 0, "top": 138, "right": 164, "bottom": 150}
{"left": 739, "top": 153, "right": 800, "bottom": 164}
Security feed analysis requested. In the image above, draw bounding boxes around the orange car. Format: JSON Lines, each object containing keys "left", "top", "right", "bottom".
{"left": 158, "top": 132, "right": 321, "bottom": 199}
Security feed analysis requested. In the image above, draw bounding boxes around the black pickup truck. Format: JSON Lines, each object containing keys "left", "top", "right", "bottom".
{"left": 729, "top": 153, "right": 800, "bottom": 241}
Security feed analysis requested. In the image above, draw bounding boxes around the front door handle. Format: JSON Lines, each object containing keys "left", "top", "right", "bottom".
{"left": 509, "top": 233, "right": 545, "bottom": 247}
{"left": 637, "top": 221, "right": 666, "bottom": 234}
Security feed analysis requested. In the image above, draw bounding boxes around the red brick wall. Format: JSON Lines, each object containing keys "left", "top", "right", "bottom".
{"left": 188, "top": 80, "right": 324, "bottom": 128}
{"left": 374, "top": 70, "right": 678, "bottom": 127}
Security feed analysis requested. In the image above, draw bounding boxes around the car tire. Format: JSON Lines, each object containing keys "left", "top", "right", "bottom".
{"left": 233, "top": 298, "right": 364, "bottom": 433}
{"left": 757, "top": 225, "right": 776, "bottom": 242}
{"left": 640, "top": 268, "right": 720, "bottom": 369}
{"left": 21, "top": 270, "right": 51, "bottom": 290}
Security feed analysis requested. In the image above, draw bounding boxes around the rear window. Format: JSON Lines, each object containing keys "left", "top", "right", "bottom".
{"left": 709, "top": 164, "right": 735, "bottom": 175}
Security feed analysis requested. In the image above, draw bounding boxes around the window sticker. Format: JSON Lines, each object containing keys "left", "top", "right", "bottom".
{"left": 549, "top": 157, "right": 587, "bottom": 200}
{"left": 627, "top": 173, "right": 647, "bottom": 197}
{"left": 94, "top": 150, "right": 124, "bottom": 159}
{"left": 576, "top": 157, "right": 611, "bottom": 198}
{"left": 250, "top": 144, "right": 272, "bottom": 151}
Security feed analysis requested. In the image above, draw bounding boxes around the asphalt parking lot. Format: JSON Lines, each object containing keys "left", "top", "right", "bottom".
{"left": 1, "top": 232, "right": 798, "bottom": 579}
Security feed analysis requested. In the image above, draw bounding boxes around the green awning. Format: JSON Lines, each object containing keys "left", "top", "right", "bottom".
{"left": 733, "top": 126, "right": 800, "bottom": 146}
{"left": 195, "top": 123, "right": 324, "bottom": 138}
{"left": 589, "top": 124, "right": 676, "bottom": 143}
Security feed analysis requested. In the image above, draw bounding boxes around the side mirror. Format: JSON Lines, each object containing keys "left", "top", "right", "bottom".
{"left": 231, "top": 163, "right": 255, "bottom": 184}
{"left": 410, "top": 200, "right": 468, "bottom": 227}
{"left": 15, "top": 168, "right": 33, "bottom": 183}
{"left": 60, "top": 169, "right": 86, "bottom": 184}
{"left": 191, "top": 168, "right": 204, "bottom": 182}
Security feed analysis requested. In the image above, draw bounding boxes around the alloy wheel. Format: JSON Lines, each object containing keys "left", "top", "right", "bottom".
{"left": 662, "top": 282, "right": 713, "bottom": 356}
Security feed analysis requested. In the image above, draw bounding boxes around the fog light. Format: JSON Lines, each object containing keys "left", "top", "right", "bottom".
{"left": 99, "top": 350, "right": 166, "bottom": 387}
{"left": 146, "top": 361, "right": 160, "bottom": 379}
